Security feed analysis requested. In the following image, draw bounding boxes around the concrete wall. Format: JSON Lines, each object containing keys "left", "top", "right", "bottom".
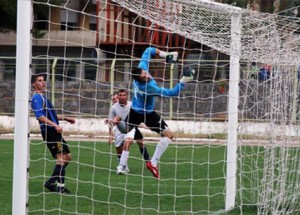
{"left": 0, "top": 81, "right": 15, "bottom": 114}
{"left": 2, "top": 115, "right": 300, "bottom": 140}
{"left": 1, "top": 80, "right": 292, "bottom": 123}
{"left": 0, "top": 81, "right": 228, "bottom": 118}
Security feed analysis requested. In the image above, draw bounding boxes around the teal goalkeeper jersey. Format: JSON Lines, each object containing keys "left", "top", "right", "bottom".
{"left": 132, "top": 47, "right": 185, "bottom": 114}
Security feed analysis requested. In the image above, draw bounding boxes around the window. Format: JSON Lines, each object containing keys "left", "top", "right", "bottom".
{"left": 89, "top": 15, "right": 97, "bottom": 31}
{"left": 60, "top": 10, "right": 78, "bottom": 31}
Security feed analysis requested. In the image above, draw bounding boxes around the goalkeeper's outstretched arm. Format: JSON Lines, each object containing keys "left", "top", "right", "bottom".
{"left": 138, "top": 47, "right": 179, "bottom": 72}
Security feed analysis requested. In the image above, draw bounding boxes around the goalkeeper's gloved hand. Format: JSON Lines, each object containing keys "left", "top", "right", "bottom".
{"left": 180, "top": 67, "right": 195, "bottom": 83}
{"left": 159, "top": 51, "right": 179, "bottom": 64}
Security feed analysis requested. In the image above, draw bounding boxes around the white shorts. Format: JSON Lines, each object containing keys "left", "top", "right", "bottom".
{"left": 125, "top": 128, "right": 136, "bottom": 139}
{"left": 114, "top": 130, "right": 125, "bottom": 148}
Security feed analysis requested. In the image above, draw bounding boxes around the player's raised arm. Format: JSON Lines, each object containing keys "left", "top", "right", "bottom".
{"left": 138, "top": 47, "right": 157, "bottom": 72}
{"left": 138, "top": 47, "right": 179, "bottom": 73}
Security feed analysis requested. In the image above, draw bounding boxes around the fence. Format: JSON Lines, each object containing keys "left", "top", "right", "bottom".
{"left": 1, "top": 57, "right": 287, "bottom": 122}
{"left": 0, "top": 57, "right": 231, "bottom": 117}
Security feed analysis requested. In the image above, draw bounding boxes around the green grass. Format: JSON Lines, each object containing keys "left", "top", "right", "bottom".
{"left": 0, "top": 139, "right": 14, "bottom": 214}
{"left": 2, "top": 139, "right": 299, "bottom": 214}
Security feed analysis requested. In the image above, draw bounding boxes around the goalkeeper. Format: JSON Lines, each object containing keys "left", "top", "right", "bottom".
{"left": 117, "top": 47, "right": 194, "bottom": 179}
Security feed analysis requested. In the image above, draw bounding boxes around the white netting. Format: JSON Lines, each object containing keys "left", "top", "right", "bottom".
{"left": 239, "top": 63, "right": 300, "bottom": 214}
{"left": 25, "top": 0, "right": 300, "bottom": 214}
{"left": 114, "top": 0, "right": 300, "bottom": 64}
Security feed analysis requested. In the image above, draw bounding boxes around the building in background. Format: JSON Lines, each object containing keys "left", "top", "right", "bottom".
{"left": 0, "top": 0, "right": 195, "bottom": 83}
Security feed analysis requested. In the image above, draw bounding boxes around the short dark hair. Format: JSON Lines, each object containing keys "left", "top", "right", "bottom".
{"left": 31, "top": 73, "right": 46, "bottom": 84}
{"left": 118, "top": 89, "right": 128, "bottom": 95}
{"left": 131, "top": 68, "right": 143, "bottom": 81}
{"left": 110, "top": 92, "right": 118, "bottom": 98}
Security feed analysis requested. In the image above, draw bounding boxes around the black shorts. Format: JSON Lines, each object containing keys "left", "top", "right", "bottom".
{"left": 127, "top": 109, "right": 168, "bottom": 134}
{"left": 41, "top": 127, "right": 70, "bottom": 158}
{"left": 134, "top": 127, "right": 143, "bottom": 140}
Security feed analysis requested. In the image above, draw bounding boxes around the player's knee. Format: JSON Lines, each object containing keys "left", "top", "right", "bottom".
{"left": 168, "top": 133, "right": 174, "bottom": 140}
{"left": 125, "top": 137, "right": 133, "bottom": 146}
{"left": 66, "top": 153, "right": 72, "bottom": 161}
{"left": 162, "top": 130, "right": 174, "bottom": 140}
{"left": 56, "top": 158, "right": 64, "bottom": 166}
{"left": 59, "top": 153, "right": 72, "bottom": 165}
{"left": 136, "top": 139, "right": 144, "bottom": 146}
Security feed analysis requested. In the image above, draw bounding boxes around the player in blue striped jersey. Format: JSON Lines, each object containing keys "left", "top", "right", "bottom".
{"left": 31, "top": 74, "right": 75, "bottom": 193}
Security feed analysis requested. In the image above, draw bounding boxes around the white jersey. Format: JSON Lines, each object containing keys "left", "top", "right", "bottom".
{"left": 109, "top": 101, "right": 132, "bottom": 122}
{"left": 108, "top": 101, "right": 132, "bottom": 147}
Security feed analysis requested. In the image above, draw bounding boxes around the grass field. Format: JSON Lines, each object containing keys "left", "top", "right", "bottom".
{"left": 0, "top": 139, "right": 276, "bottom": 215}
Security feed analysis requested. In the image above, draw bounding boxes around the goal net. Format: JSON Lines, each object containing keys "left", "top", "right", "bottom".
{"left": 21, "top": 0, "right": 300, "bottom": 214}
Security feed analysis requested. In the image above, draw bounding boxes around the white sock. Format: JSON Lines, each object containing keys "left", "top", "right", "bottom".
{"left": 57, "top": 182, "right": 65, "bottom": 188}
{"left": 119, "top": 150, "right": 129, "bottom": 168}
{"left": 151, "top": 137, "right": 171, "bottom": 166}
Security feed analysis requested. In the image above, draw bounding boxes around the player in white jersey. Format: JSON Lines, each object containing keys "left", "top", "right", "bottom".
{"left": 106, "top": 93, "right": 119, "bottom": 145}
{"left": 108, "top": 89, "right": 150, "bottom": 174}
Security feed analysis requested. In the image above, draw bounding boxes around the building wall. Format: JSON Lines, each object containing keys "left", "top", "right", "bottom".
{"left": 50, "top": 7, "right": 61, "bottom": 31}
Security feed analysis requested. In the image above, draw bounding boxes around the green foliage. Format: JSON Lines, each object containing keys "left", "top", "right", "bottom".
{"left": 0, "top": 0, "right": 17, "bottom": 30}
{"left": 222, "top": 0, "right": 300, "bottom": 10}
{"left": 0, "top": 0, "right": 62, "bottom": 31}
{"left": 31, "top": 29, "right": 46, "bottom": 39}
{"left": 223, "top": 0, "right": 248, "bottom": 8}
{"left": 34, "top": 0, "right": 63, "bottom": 18}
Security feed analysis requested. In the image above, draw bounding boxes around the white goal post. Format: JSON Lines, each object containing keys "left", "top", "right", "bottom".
{"left": 13, "top": 0, "right": 32, "bottom": 214}
{"left": 225, "top": 11, "right": 241, "bottom": 211}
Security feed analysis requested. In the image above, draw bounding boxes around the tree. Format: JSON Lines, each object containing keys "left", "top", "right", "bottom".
{"left": 0, "top": 0, "right": 62, "bottom": 31}
{"left": 0, "top": 0, "right": 17, "bottom": 31}
{"left": 218, "top": 0, "right": 299, "bottom": 14}
{"left": 275, "top": 0, "right": 296, "bottom": 16}
{"left": 216, "top": 0, "right": 248, "bottom": 8}
{"left": 246, "top": 0, "right": 298, "bottom": 14}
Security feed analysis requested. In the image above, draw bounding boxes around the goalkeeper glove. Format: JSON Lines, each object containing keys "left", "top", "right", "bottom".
{"left": 159, "top": 51, "right": 179, "bottom": 64}
{"left": 180, "top": 68, "right": 195, "bottom": 83}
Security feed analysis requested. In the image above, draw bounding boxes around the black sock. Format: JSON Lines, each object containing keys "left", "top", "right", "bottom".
{"left": 48, "top": 164, "right": 64, "bottom": 184}
{"left": 57, "top": 165, "right": 66, "bottom": 186}
{"left": 64, "top": 162, "right": 69, "bottom": 168}
{"left": 140, "top": 147, "right": 150, "bottom": 161}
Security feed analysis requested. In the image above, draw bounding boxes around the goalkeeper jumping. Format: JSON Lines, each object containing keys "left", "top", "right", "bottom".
{"left": 116, "top": 47, "right": 194, "bottom": 179}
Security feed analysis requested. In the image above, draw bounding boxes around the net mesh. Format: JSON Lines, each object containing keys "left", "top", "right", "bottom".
{"left": 26, "top": 0, "right": 300, "bottom": 214}
{"left": 115, "top": 0, "right": 300, "bottom": 64}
